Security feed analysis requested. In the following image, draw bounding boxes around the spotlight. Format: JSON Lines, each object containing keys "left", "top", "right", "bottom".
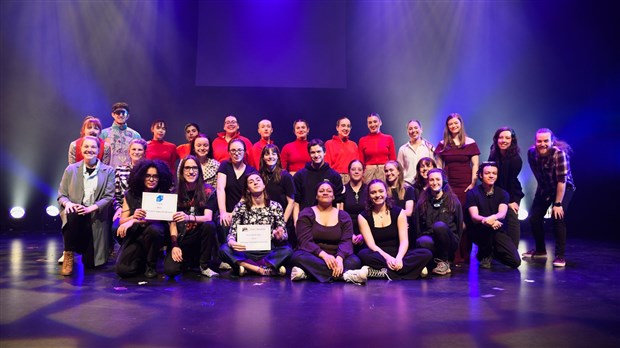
{"left": 46, "top": 205, "right": 60, "bottom": 217}
{"left": 10, "top": 207, "right": 25, "bottom": 219}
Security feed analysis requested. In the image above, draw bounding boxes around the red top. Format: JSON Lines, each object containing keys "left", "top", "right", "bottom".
{"left": 146, "top": 140, "right": 179, "bottom": 173}
{"left": 176, "top": 143, "right": 191, "bottom": 160}
{"left": 325, "top": 136, "right": 359, "bottom": 174}
{"left": 212, "top": 132, "right": 253, "bottom": 164}
{"left": 281, "top": 139, "right": 310, "bottom": 173}
{"left": 358, "top": 132, "right": 396, "bottom": 165}
{"left": 251, "top": 138, "right": 274, "bottom": 169}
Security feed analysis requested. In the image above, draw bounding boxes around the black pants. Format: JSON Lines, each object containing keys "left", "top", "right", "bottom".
{"left": 470, "top": 226, "right": 521, "bottom": 268}
{"left": 416, "top": 221, "right": 459, "bottom": 261}
{"left": 358, "top": 246, "right": 432, "bottom": 280}
{"left": 291, "top": 250, "right": 361, "bottom": 283}
{"left": 62, "top": 213, "right": 95, "bottom": 268}
{"left": 529, "top": 187, "right": 574, "bottom": 257}
{"left": 164, "top": 222, "right": 219, "bottom": 277}
{"left": 116, "top": 222, "right": 166, "bottom": 277}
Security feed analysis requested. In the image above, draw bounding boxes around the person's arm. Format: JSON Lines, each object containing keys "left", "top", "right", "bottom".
{"left": 284, "top": 196, "right": 295, "bottom": 223}
{"left": 466, "top": 154, "right": 480, "bottom": 192}
{"left": 393, "top": 210, "right": 409, "bottom": 270}
{"left": 388, "top": 135, "right": 397, "bottom": 161}
{"left": 227, "top": 204, "right": 246, "bottom": 251}
{"left": 553, "top": 181, "right": 567, "bottom": 219}
{"left": 216, "top": 172, "right": 231, "bottom": 226}
{"left": 68, "top": 142, "right": 76, "bottom": 165}
{"left": 358, "top": 214, "right": 390, "bottom": 263}
{"left": 169, "top": 222, "right": 183, "bottom": 262}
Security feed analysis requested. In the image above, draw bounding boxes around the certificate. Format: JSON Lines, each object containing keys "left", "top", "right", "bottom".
{"left": 237, "top": 225, "right": 271, "bottom": 251}
{"left": 142, "top": 192, "right": 178, "bottom": 221}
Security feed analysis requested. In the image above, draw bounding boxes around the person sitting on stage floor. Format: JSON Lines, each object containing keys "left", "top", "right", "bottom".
{"left": 342, "top": 159, "right": 368, "bottom": 251}
{"left": 358, "top": 179, "right": 432, "bottom": 280}
{"left": 466, "top": 161, "right": 521, "bottom": 269}
{"left": 165, "top": 156, "right": 220, "bottom": 278}
{"left": 58, "top": 136, "right": 115, "bottom": 276}
{"left": 115, "top": 159, "right": 173, "bottom": 278}
{"left": 220, "top": 173, "right": 292, "bottom": 277}
{"left": 415, "top": 168, "right": 463, "bottom": 276}
{"left": 291, "top": 181, "right": 366, "bottom": 284}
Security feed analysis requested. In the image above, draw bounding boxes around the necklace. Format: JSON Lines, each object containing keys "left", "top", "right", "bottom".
{"left": 354, "top": 191, "right": 359, "bottom": 204}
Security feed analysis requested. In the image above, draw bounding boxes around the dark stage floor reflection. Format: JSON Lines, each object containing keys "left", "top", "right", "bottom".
{"left": 1, "top": 232, "right": 619, "bottom": 348}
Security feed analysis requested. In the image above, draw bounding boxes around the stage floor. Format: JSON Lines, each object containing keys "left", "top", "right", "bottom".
{"left": 1, "top": 232, "right": 619, "bottom": 348}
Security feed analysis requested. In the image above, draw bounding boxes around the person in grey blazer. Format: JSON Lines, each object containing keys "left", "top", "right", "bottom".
{"left": 58, "top": 136, "right": 115, "bottom": 276}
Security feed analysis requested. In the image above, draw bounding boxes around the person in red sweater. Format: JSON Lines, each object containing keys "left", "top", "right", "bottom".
{"left": 251, "top": 119, "right": 275, "bottom": 169}
{"left": 325, "top": 117, "right": 359, "bottom": 185}
{"left": 280, "top": 119, "right": 311, "bottom": 175}
{"left": 176, "top": 123, "right": 200, "bottom": 160}
{"left": 358, "top": 113, "right": 396, "bottom": 183}
{"left": 211, "top": 115, "right": 253, "bottom": 164}
{"left": 146, "top": 120, "right": 178, "bottom": 174}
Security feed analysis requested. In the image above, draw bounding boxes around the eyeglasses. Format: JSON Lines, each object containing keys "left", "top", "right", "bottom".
{"left": 183, "top": 166, "right": 199, "bottom": 172}
{"left": 113, "top": 110, "right": 128, "bottom": 116}
{"left": 229, "top": 149, "right": 244, "bottom": 154}
{"left": 145, "top": 174, "right": 159, "bottom": 181}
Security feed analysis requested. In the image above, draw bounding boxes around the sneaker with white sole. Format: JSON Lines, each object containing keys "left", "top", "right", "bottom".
{"left": 58, "top": 252, "right": 65, "bottom": 264}
{"left": 432, "top": 259, "right": 451, "bottom": 275}
{"left": 343, "top": 268, "right": 368, "bottom": 285}
{"left": 364, "top": 266, "right": 391, "bottom": 280}
{"left": 200, "top": 266, "right": 219, "bottom": 278}
{"left": 552, "top": 256, "right": 566, "bottom": 267}
{"left": 479, "top": 256, "right": 492, "bottom": 269}
{"left": 238, "top": 265, "right": 246, "bottom": 277}
{"left": 290, "top": 266, "right": 308, "bottom": 281}
{"left": 219, "top": 262, "right": 232, "bottom": 270}
{"left": 277, "top": 266, "right": 286, "bottom": 276}
{"left": 420, "top": 267, "right": 429, "bottom": 278}
{"left": 522, "top": 249, "right": 547, "bottom": 258}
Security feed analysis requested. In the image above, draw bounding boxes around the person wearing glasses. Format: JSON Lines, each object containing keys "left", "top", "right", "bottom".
{"left": 211, "top": 115, "right": 253, "bottom": 164}
{"left": 115, "top": 159, "right": 173, "bottom": 278}
{"left": 100, "top": 102, "right": 141, "bottom": 168}
{"left": 165, "top": 156, "right": 220, "bottom": 278}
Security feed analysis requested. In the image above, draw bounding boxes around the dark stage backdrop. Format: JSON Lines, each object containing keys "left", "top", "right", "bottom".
{"left": 1, "top": 0, "right": 618, "bottom": 239}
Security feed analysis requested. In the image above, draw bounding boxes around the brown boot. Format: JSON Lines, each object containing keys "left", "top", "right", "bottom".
{"left": 61, "top": 251, "right": 74, "bottom": 276}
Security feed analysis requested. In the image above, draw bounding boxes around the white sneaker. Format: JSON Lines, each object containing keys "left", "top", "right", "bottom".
{"left": 238, "top": 265, "right": 246, "bottom": 277}
{"left": 420, "top": 267, "right": 428, "bottom": 278}
{"left": 343, "top": 268, "right": 367, "bottom": 285}
{"left": 219, "top": 262, "right": 232, "bottom": 270}
{"left": 58, "top": 252, "right": 65, "bottom": 264}
{"left": 290, "top": 266, "right": 308, "bottom": 281}
{"left": 277, "top": 266, "right": 287, "bottom": 276}
{"left": 200, "top": 267, "right": 219, "bottom": 278}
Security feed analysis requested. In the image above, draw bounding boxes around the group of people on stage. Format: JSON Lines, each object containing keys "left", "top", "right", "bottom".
{"left": 56, "top": 102, "right": 575, "bottom": 284}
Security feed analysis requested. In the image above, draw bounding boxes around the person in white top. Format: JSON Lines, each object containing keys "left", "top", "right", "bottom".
{"left": 397, "top": 120, "right": 435, "bottom": 186}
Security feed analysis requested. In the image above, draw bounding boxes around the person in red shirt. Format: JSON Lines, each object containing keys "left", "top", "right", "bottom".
{"left": 251, "top": 119, "right": 275, "bottom": 168}
{"left": 68, "top": 116, "right": 111, "bottom": 165}
{"left": 146, "top": 120, "right": 178, "bottom": 174}
{"left": 176, "top": 123, "right": 200, "bottom": 160}
{"left": 211, "top": 115, "right": 253, "bottom": 164}
{"left": 280, "top": 119, "right": 311, "bottom": 175}
{"left": 358, "top": 113, "right": 396, "bottom": 183}
{"left": 325, "top": 117, "right": 359, "bottom": 185}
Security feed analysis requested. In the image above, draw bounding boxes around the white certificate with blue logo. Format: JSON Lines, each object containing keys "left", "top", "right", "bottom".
{"left": 142, "top": 192, "right": 178, "bottom": 221}
{"left": 237, "top": 225, "right": 271, "bottom": 251}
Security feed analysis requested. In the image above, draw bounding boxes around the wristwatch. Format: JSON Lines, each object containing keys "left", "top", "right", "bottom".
{"left": 553, "top": 202, "right": 562, "bottom": 207}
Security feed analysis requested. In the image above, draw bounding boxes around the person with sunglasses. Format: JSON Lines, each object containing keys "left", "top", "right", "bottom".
{"left": 100, "top": 102, "right": 141, "bottom": 168}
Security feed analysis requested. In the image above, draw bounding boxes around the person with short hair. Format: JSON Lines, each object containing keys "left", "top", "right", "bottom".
{"left": 466, "top": 161, "right": 521, "bottom": 269}
{"left": 325, "top": 117, "right": 359, "bottom": 185}
{"left": 251, "top": 119, "right": 275, "bottom": 169}
{"left": 522, "top": 128, "right": 575, "bottom": 267}
{"left": 397, "top": 119, "right": 435, "bottom": 186}
{"left": 280, "top": 119, "right": 311, "bottom": 176}
{"left": 68, "top": 116, "right": 111, "bottom": 165}
{"left": 146, "top": 119, "right": 178, "bottom": 174}
{"left": 358, "top": 113, "right": 396, "bottom": 183}
{"left": 100, "top": 102, "right": 141, "bottom": 168}
{"left": 211, "top": 115, "right": 253, "bottom": 164}
{"left": 176, "top": 123, "right": 200, "bottom": 160}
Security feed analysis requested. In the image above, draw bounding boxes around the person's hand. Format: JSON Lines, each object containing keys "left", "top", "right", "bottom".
{"left": 172, "top": 212, "right": 188, "bottom": 223}
{"left": 464, "top": 183, "right": 475, "bottom": 192}
{"left": 385, "top": 255, "right": 398, "bottom": 270}
{"left": 80, "top": 205, "right": 98, "bottom": 215}
{"left": 117, "top": 220, "right": 135, "bottom": 238}
{"left": 228, "top": 240, "right": 246, "bottom": 251}
{"left": 321, "top": 253, "right": 338, "bottom": 272}
{"left": 332, "top": 256, "right": 344, "bottom": 278}
{"left": 552, "top": 206, "right": 564, "bottom": 219}
{"left": 219, "top": 212, "right": 232, "bottom": 227}
{"left": 133, "top": 208, "right": 147, "bottom": 221}
{"left": 393, "top": 256, "right": 404, "bottom": 271}
{"left": 352, "top": 234, "right": 364, "bottom": 245}
{"left": 272, "top": 226, "right": 285, "bottom": 240}
{"left": 171, "top": 246, "right": 183, "bottom": 262}
{"left": 113, "top": 208, "right": 122, "bottom": 221}
{"left": 491, "top": 221, "right": 503, "bottom": 230}
{"left": 508, "top": 202, "right": 519, "bottom": 214}
{"left": 65, "top": 202, "right": 84, "bottom": 214}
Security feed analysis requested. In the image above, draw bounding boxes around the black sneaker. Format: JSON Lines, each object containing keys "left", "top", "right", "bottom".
{"left": 145, "top": 266, "right": 157, "bottom": 278}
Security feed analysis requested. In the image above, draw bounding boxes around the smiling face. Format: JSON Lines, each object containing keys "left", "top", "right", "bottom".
{"left": 418, "top": 162, "right": 435, "bottom": 179}
{"left": 336, "top": 118, "right": 351, "bottom": 139}
{"left": 480, "top": 165, "right": 498, "bottom": 187}
{"left": 384, "top": 162, "right": 400, "bottom": 185}
{"left": 447, "top": 116, "right": 461, "bottom": 136}
{"left": 128, "top": 142, "right": 145, "bottom": 164}
{"left": 497, "top": 130, "right": 513, "bottom": 152}
{"left": 81, "top": 138, "right": 99, "bottom": 163}
{"left": 427, "top": 171, "right": 444, "bottom": 194}
{"left": 367, "top": 115, "right": 382, "bottom": 134}
{"left": 185, "top": 125, "right": 199, "bottom": 143}
{"left": 535, "top": 131, "right": 553, "bottom": 156}
{"left": 228, "top": 140, "right": 245, "bottom": 164}
{"left": 294, "top": 121, "right": 309, "bottom": 140}
{"left": 144, "top": 167, "right": 159, "bottom": 191}
{"left": 309, "top": 144, "right": 325, "bottom": 166}
{"left": 263, "top": 148, "right": 278, "bottom": 169}
{"left": 194, "top": 136, "right": 210, "bottom": 159}
{"left": 224, "top": 116, "right": 239, "bottom": 135}
{"left": 111, "top": 109, "right": 129, "bottom": 125}
{"left": 348, "top": 160, "right": 364, "bottom": 183}
{"left": 368, "top": 182, "right": 387, "bottom": 207}
{"left": 151, "top": 122, "right": 166, "bottom": 141}
{"left": 182, "top": 158, "right": 199, "bottom": 184}
{"left": 246, "top": 173, "right": 265, "bottom": 194}
{"left": 407, "top": 121, "right": 422, "bottom": 141}
{"left": 258, "top": 120, "right": 273, "bottom": 139}
{"left": 316, "top": 183, "right": 334, "bottom": 205}
{"left": 83, "top": 122, "right": 101, "bottom": 137}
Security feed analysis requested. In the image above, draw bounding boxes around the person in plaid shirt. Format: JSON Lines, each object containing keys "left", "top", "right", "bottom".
{"left": 522, "top": 128, "right": 575, "bottom": 267}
